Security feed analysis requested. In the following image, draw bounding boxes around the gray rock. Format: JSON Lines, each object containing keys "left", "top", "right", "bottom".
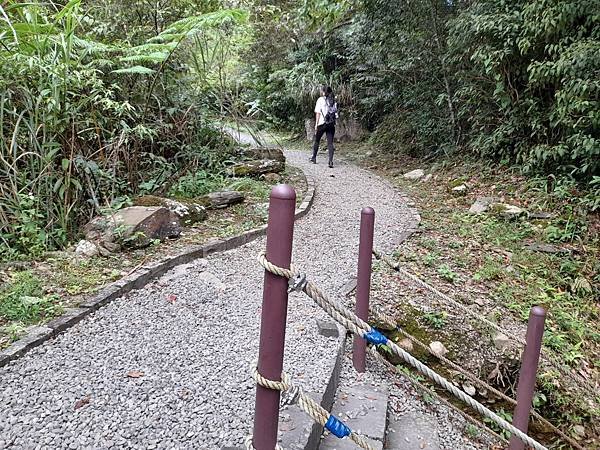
{"left": 74, "top": 240, "right": 99, "bottom": 258}
{"left": 201, "top": 191, "right": 245, "bottom": 209}
{"left": 403, "top": 170, "right": 425, "bottom": 181}
{"left": 528, "top": 211, "right": 553, "bottom": 220}
{"left": 429, "top": 341, "right": 448, "bottom": 357}
{"left": 84, "top": 206, "right": 181, "bottom": 249}
{"left": 523, "top": 242, "right": 571, "bottom": 254}
{"left": 239, "top": 147, "right": 286, "bottom": 163}
{"left": 493, "top": 333, "right": 510, "bottom": 351}
{"left": 468, "top": 197, "right": 499, "bottom": 214}
{"left": 134, "top": 196, "right": 207, "bottom": 226}
{"left": 490, "top": 203, "right": 526, "bottom": 219}
{"left": 228, "top": 160, "right": 284, "bottom": 177}
{"left": 451, "top": 184, "right": 468, "bottom": 196}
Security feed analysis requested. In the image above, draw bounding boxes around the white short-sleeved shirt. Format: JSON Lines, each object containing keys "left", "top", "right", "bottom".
{"left": 315, "top": 96, "right": 328, "bottom": 126}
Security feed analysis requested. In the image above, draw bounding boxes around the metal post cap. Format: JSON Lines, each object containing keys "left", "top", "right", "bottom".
{"left": 530, "top": 306, "right": 546, "bottom": 317}
{"left": 271, "top": 184, "right": 296, "bottom": 201}
{"left": 361, "top": 207, "right": 375, "bottom": 215}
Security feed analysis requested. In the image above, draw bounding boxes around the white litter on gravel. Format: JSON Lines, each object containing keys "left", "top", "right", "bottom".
{"left": 0, "top": 149, "right": 416, "bottom": 450}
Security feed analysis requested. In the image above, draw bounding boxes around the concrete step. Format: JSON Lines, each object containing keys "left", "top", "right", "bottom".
{"left": 384, "top": 412, "right": 441, "bottom": 450}
{"left": 319, "top": 383, "right": 389, "bottom": 450}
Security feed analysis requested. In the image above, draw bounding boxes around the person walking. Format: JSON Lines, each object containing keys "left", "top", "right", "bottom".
{"left": 310, "top": 85, "right": 338, "bottom": 168}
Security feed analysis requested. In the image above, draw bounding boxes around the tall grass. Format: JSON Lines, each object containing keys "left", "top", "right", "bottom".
{"left": 0, "top": 1, "right": 245, "bottom": 261}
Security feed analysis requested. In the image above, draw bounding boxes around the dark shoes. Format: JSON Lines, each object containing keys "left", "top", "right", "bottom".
{"left": 328, "top": 161, "right": 333, "bottom": 168}
{"left": 309, "top": 158, "right": 316, "bottom": 164}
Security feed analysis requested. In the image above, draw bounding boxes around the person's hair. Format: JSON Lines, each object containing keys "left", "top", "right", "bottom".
{"left": 321, "top": 85, "right": 335, "bottom": 104}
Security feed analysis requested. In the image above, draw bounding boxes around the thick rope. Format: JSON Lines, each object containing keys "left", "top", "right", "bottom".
{"left": 368, "top": 346, "right": 509, "bottom": 446}
{"left": 372, "top": 249, "right": 526, "bottom": 346}
{"left": 373, "top": 248, "right": 598, "bottom": 406}
{"left": 258, "top": 254, "right": 548, "bottom": 450}
{"left": 366, "top": 306, "right": 585, "bottom": 450}
{"left": 252, "top": 367, "right": 375, "bottom": 450}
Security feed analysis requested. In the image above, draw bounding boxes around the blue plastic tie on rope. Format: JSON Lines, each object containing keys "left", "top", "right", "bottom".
{"left": 325, "top": 414, "right": 351, "bottom": 439}
{"left": 364, "top": 328, "right": 388, "bottom": 346}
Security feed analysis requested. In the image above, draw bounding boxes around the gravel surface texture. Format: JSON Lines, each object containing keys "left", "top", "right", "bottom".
{"left": 0, "top": 147, "right": 416, "bottom": 449}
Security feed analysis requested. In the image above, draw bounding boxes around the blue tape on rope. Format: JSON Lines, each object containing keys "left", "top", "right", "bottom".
{"left": 364, "top": 329, "right": 388, "bottom": 346}
{"left": 325, "top": 415, "right": 351, "bottom": 439}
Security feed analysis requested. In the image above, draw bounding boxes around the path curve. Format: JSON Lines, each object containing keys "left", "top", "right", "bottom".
{"left": 0, "top": 145, "right": 417, "bottom": 449}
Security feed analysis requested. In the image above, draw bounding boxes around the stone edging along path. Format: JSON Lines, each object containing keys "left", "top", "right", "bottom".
{"left": 0, "top": 174, "right": 316, "bottom": 369}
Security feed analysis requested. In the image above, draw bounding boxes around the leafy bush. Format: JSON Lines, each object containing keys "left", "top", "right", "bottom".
{"left": 0, "top": 272, "right": 61, "bottom": 324}
{"left": 448, "top": 0, "right": 599, "bottom": 176}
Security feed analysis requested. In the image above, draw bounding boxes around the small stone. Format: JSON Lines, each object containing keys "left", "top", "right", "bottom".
{"left": 421, "top": 174, "right": 433, "bottom": 183}
{"left": 398, "top": 338, "right": 413, "bottom": 352}
{"left": 403, "top": 169, "right": 425, "bottom": 181}
{"left": 468, "top": 197, "right": 498, "bottom": 214}
{"left": 493, "top": 333, "right": 510, "bottom": 351}
{"left": 451, "top": 184, "right": 468, "bottom": 196}
{"left": 429, "top": 341, "right": 448, "bottom": 357}
{"left": 573, "top": 425, "right": 586, "bottom": 438}
{"left": 490, "top": 202, "right": 526, "bottom": 219}
{"left": 75, "top": 240, "right": 99, "bottom": 258}
{"left": 462, "top": 383, "right": 476, "bottom": 396}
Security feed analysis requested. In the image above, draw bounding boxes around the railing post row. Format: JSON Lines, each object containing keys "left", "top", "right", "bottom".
{"left": 509, "top": 305, "right": 547, "bottom": 450}
{"left": 353, "top": 207, "right": 375, "bottom": 373}
{"left": 252, "top": 185, "right": 296, "bottom": 450}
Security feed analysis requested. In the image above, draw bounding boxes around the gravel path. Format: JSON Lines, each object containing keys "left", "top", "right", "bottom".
{"left": 0, "top": 145, "right": 417, "bottom": 449}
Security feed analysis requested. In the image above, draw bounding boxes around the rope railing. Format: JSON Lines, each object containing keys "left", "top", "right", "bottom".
{"left": 256, "top": 253, "right": 549, "bottom": 450}
{"left": 364, "top": 301, "right": 585, "bottom": 450}
{"left": 251, "top": 367, "right": 376, "bottom": 450}
{"left": 372, "top": 249, "right": 526, "bottom": 346}
{"left": 373, "top": 248, "right": 598, "bottom": 407}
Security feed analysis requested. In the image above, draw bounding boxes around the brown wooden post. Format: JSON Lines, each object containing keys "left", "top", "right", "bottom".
{"left": 509, "top": 306, "right": 546, "bottom": 450}
{"left": 353, "top": 207, "right": 375, "bottom": 372}
{"left": 252, "top": 185, "right": 296, "bottom": 450}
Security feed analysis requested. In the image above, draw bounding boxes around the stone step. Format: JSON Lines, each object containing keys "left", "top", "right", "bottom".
{"left": 319, "top": 383, "right": 389, "bottom": 450}
{"left": 384, "top": 412, "right": 441, "bottom": 450}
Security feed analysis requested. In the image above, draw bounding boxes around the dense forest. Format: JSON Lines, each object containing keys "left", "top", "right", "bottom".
{"left": 1, "top": 0, "right": 598, "bottom": 257}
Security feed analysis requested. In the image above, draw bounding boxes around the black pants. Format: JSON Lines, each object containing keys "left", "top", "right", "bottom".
{"left": 311, "top": 124, "right": 335, "bottom": 164}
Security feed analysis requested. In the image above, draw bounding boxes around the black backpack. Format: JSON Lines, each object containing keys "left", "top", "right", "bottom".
{"left": 324, "top": 97, "right": 338, "bottom": 126}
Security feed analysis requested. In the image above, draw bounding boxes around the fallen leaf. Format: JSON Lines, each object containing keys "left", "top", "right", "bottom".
{"left": 166, "top": 294, "right": 176, "bottom": 303}
{"left": 127, "top": 370, "right": 145, "bottom": 378}
{"left": 74, "top": 396, "right": 91, "bottom": 410}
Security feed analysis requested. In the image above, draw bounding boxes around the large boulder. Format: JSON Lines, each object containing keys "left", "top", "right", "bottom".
{"left": 84, "top": 206, "right": 181, "bottom": 250}
{"left": 228, "top": 159, "right": 285, "bottom": 177}
{"left": 134, "top": 195, "right": 207, "bottom": 226}
{"left": 239, "top": 147, "right": 285, "bottom": 163}
{"left": 198, "top": 191, "right": 245, "bottom": 209}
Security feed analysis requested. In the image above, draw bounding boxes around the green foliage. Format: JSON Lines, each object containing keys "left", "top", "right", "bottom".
{"left": 0, "top": 1, "right": 244, "bottom": 260}
{"left": 448, "top": 0, "right": 600, "bottom": 177}
{"left": 0, "top": 272, "right": 62, "bottom": 324}
{"left": 169, "top": 170, "right": 227, "bottom": 198}
{"left": 423, "top": 311, "right": 448, "bottom": 330}
{"left": 437, "top": 264, "right": 458, "bottom": 283}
